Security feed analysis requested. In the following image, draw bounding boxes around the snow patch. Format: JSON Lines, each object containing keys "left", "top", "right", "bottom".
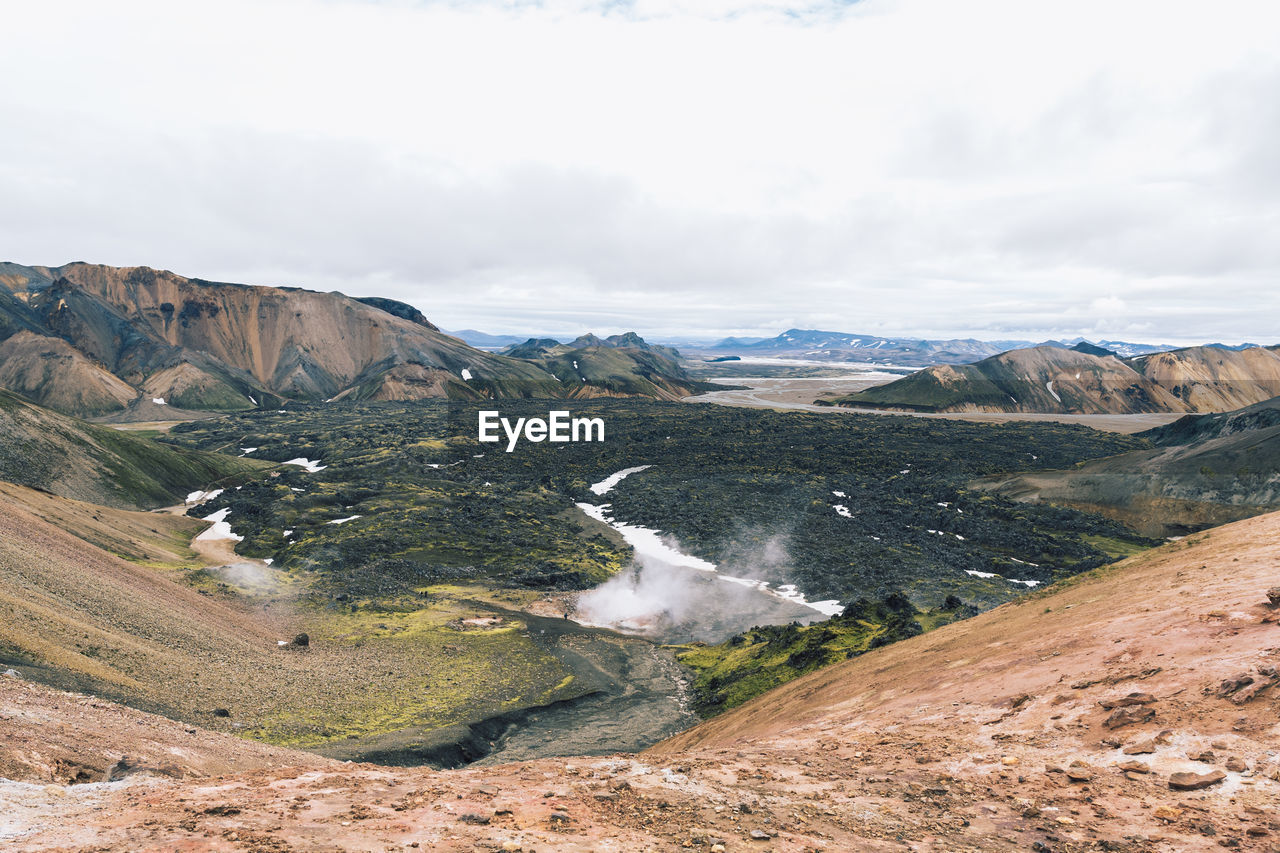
{"left": 590, "top": 465, "right": 652, "bottom": 496}
{"left": 196, "top": 507, "right": 242, "bottom": 542}
{"left": 328, "top": 515, "right": 362, "bottom": 526}
{"left": 282, "top": 458, "right": 325, "bottom": 473}
{"left": 151, "top": 397, "right": 166, "bottom": 406}
{"left": 185, "top": 488, "right": 224, "bottom": 505}
{"left": 1045, "top": 381, "right": 1061, "bottom": 403}
{"left": 833, "top": 504, "right": 852, "bottom": 518}
{"left": 461, "top": 368, "right": 473, "bottom": 381}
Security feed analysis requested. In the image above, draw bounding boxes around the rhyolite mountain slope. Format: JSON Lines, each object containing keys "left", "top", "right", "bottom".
{"left": 0, "top": 263, "right": 710, "bottom": 416}
{"left": 0, "top": 262, "right": 565, "bottom": 414}
{"left": 977, "top": 394, "right": 1280, "bottom": 537}
{"left": 9, "top": 511, "right": 1280, "bottom": 850}
{"left": 0, "top": 388, "right": 263, "bottom": 509}
{"left": 829, "top": 343, "right": 1280, "bottom": 414}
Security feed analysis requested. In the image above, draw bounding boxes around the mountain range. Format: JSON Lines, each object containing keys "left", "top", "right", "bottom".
{"left": 694, "top": 328, "right": 1177, "bottom": 366}
{"left": 0, "top": 262, "right": 710, "bottom": 417}
{"left": 828, "top": 343, "right": 1280, "bottom": 414}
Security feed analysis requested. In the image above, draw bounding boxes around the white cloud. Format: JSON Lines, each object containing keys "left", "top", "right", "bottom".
{"left": 0, "top": 0, "right": 1278, "bottom": 344}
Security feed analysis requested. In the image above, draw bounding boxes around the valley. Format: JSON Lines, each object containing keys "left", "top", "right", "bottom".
{"left": 687, "top": 374, "right": 1185, "bottom": 433}
{"left": 3, "top": 336, "right": 1279, "bottom": 850}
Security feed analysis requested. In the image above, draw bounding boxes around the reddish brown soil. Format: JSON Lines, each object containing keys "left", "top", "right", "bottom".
{"left": 5, "top": 513, "right": 1280, "bottom": 851}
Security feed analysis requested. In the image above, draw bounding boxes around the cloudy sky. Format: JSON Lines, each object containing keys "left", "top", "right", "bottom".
{"left": 2, "top": 0, "right": 1277, "bottom": 344}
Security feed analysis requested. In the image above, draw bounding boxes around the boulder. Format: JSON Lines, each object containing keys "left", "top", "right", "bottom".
{"left": 1098, "top": 692, "right": 1156, "bottom": 710}
{"left": 1104, "top": 705, "right": 1155, "bottom": 728}
{"left": 1169, "top": 770, "right": 1227, "bottom": 791}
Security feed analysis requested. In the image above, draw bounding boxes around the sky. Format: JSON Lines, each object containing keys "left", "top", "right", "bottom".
{"left": 1, "top": 0, "right": 1278, "bottom": 344}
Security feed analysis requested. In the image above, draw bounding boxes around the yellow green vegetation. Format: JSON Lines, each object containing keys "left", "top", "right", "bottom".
{"left": 676, "top": 593, "right": 970, "bottom": 715}
{"left": 249, "top": 590, "right": 586, "bottom": 750}
{"left": 1079, "top": 534, "right": 1152, "bottom": 560}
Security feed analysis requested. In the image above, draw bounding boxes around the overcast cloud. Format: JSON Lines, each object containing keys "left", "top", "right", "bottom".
{"left": 1, "top": 0, "right": 1277, "bottom": 343}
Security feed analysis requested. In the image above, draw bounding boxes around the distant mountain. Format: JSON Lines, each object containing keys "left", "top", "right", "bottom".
{"left": 502, "top": 332, "right": 717, "bottom": 400}
{"left": 1069, "top": 341, "right": 1115, "bottom": 357}
{"left": 1036, "top": 337, "right": 1173, "bottom": 358}
{"left": 704, "top": 329, "right": 1022, "bottom": 366}
{"left": 697, "top": 329, "right": 1180, "bottom": 366}
{"left": 826, "top": 344, "right": 1280, "bottom": 415}
{"left": 446, "top": 329, "right": 543, "bottom": 349}
{"left": 0, "top": 263, "right": 705, "bottom": 416}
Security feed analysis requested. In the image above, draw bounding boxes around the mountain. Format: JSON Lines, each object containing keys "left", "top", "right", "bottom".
{"left": 1070, "top": 340, "right": 1116, "bottom": 357}
{"left": 502, "top": 332, "right": 716, "bottom": 400}
{"left": 0, "top": 263, "right": 716, "bottom": 416}
{"left": 829, "top": 343, "right": 1280, "bottom": 414}
{"left": 979, "top": 393, "right": 1280, "bottom": 537}
{"left": 0, "top": 388, "right": 264, "bottom": 509}
{"left": 696, "top": 329, "right": 1178, "bottom": 366}
{"left": 704, "top": 328, "right": 1027, "bottom": 366}
{"left": 1037, "top": 337, "right": 1174, "bottom": 357}
{"left": 11, "top": 510, "right": 1280, "bottom": 848}
{"left": 445, "top": 329, "right": 543, "bottom": 349}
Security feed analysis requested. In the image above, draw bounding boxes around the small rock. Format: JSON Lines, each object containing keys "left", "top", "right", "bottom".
{"left": 1000, "top": 756, "right": 1019, "bottom": 766}
{"left": 1226, "top": 756, "right": 1248, "bottom": 773}
{"left": 1217, "top": 674, "right": 1255, "bottom": 697}
{"left": 548, "top": 812, "right": 571, "bottom": 825}
{"left": 1189, "top": 750, "right": 1215, "bottom": 763}
{"left": 1153, "top": 805, "right": 1184, "bottom": 821}
{"left": 750, "top": 829, "right": 772, "bottom": 840}
{"left": 1228, "top": 680, "right": 1273, "bottom": 705}
{"left": 1267, "top": 586, "right": 1280, "bottom": 606}
{"left": 1066, "top": 761, "right": 1094, "bottom": 782}
{"left": 711, "top": 846, "right": 726, "bottom": 853}
{"left": 458, "top": 813, "right": 490, "bottom": 825}
{"left": 1123, "top": 739, "right": 1157, "bottom": 755}
{"left": 291, "top": 633, "right": 309, "bottom": 647}
{"left": 1098, "top": 692, "right": 1157, "bottom": 710}
{"left": 501, "top": 843, "right": 522, "bottom": 852}
{"left": 1118, "top": 760, "right": 1151, "bottom": 773}
{"left": 1169, "top": 769, "right": 1227, "bottom": 790}
{"left": 212, "top": 708, "right": 231, "bottom": 718}
{"left": 2, "top": 668, "right": 19, "bottom": 678}
{"left": 1105, "top": 705, "right": 1155, "bottom": 728}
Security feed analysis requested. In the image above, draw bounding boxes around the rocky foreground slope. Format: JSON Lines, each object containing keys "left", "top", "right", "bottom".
{"left": 831, "top": 344, "right": 1280, "bottom": 415}
{"left": 5, "top": 511, "right": 1280, "bottom": 851}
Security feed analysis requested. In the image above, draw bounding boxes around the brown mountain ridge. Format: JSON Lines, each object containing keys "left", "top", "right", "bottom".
{"left": 0, "top": 262, "right": 710, "bottom": 417}
{"left": 828, "top": 343, "right": 1280, "bottom": 415}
